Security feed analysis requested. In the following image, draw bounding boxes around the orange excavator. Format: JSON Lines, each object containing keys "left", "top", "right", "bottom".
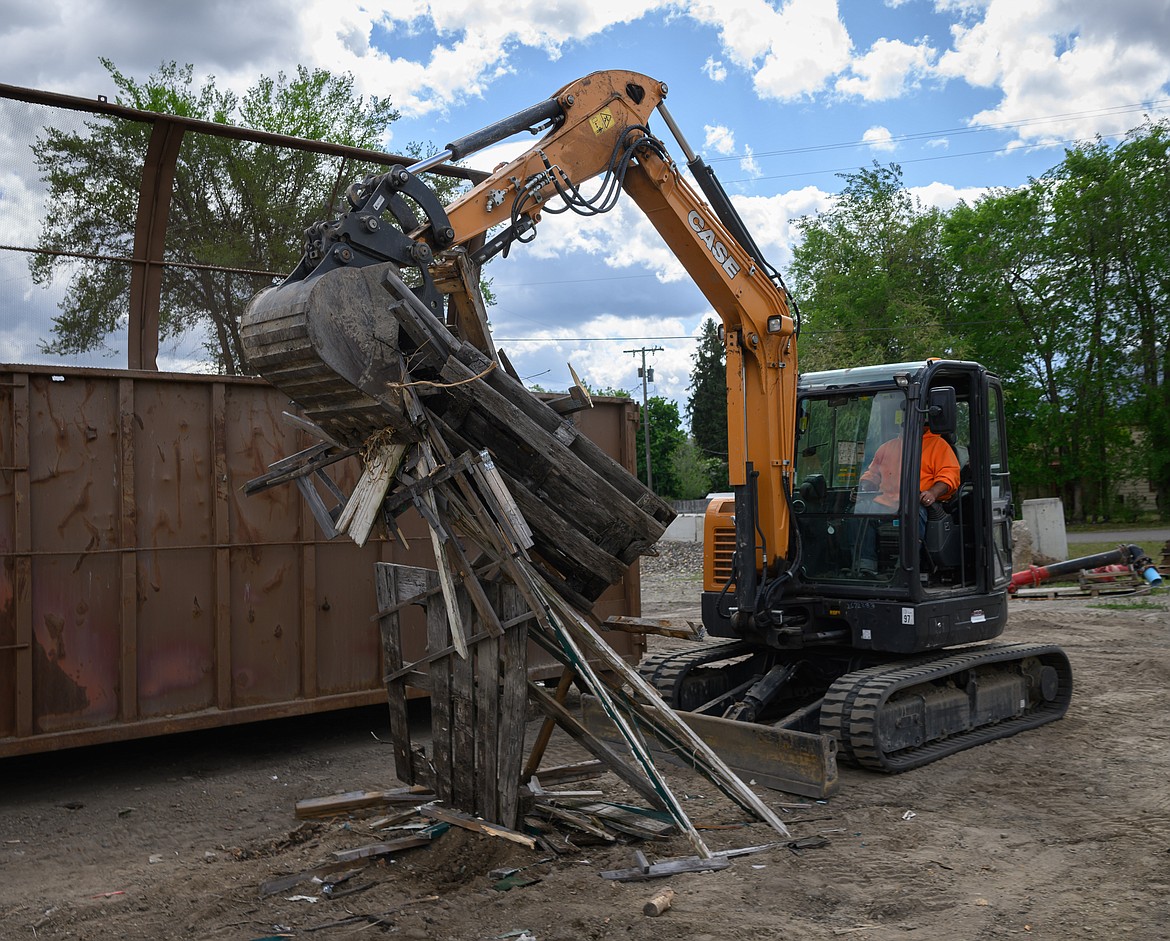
{"left": 243, "top": 70, "right": 1071, "bottom": 781}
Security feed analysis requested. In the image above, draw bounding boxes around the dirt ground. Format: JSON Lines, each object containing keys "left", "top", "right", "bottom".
{"left": 2, "top": 542, "right": 1168, "bottom": 941}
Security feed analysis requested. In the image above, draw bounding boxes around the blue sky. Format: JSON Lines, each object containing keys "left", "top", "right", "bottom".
{"left": 3, "top": 0, "right": 1170, "bottom": 408}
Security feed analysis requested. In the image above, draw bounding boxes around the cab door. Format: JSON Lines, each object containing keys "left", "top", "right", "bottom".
{"left": 987, "top": 380, "right": 1013, "bottom": 588}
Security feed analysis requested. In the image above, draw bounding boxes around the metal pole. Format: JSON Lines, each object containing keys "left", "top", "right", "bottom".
{"left": 625, "top": 346, "right": 663, "bottom": 491}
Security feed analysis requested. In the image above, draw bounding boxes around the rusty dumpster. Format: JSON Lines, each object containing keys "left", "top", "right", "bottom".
{"left": 0, "top": 364, "right": 643, "bottom": 757}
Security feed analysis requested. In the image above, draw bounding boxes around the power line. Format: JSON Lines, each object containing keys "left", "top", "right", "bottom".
{"left": 706, "top": 98, "right": 1170, "bottom": 164}
{"left": 722, "top": 132, "right": 1133, "bottom": 185}
{"left": 493, "top": 316, "right": 1071, "bottom": 345}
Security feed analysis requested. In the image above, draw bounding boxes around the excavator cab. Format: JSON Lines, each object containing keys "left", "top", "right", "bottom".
{"left": 702, "top": 359, "right": 1015, "bottom": 655}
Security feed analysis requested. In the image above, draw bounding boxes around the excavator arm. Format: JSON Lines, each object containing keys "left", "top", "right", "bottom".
{"left": 435, "top": 71, "right": 799, "bottom": 624}
{"left": 252, "top": 69, "right": 799, "bottom": 629}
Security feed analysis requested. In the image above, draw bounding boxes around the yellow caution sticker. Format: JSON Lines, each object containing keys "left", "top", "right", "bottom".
{"left": 589, "top": 107, "right": 615, "bottom": 135}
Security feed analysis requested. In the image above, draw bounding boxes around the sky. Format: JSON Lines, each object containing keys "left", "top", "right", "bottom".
{"left": 2, "top": 0, "right": 1169, "bottom": 410}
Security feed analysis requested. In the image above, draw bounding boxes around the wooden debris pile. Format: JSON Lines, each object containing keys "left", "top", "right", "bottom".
{"left": 244, "top": 258, "right": 794, "bottom": 862}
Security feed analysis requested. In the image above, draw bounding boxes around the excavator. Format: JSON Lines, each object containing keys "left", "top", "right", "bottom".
{"left": 242, "top": 69, "right": 1071, "bottom": 781}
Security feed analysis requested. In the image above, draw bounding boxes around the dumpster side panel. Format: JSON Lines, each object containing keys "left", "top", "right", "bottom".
{"left": 0, "top": 367, "right": 645, "bottom": 757}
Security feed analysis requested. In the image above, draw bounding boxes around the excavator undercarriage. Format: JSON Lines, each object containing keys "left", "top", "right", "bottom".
{"left": 640, "top": 639, "right": 1072, "bottom": 774}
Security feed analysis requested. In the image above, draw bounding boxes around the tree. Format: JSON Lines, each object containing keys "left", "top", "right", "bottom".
{"left": 635, "top": 396, "right": 687, "bottom": 499}
{"left": 944, "top": 126, "right": 1170, "bottom": 520}
{"left": 788, "top": 162, "right": 957, "bottom": 371}
{"left": 670, "top": 437, "right": 719, "bottom": 500}
{"left": 31, "top": 59, "right": 400, "bottom": 373}
{"left": 686, "top": 317, "right": 729, "bottom": 491}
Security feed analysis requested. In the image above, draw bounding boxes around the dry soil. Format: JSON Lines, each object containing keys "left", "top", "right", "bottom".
{"left": 1, "top": 542, "right": 1168, "bottom": 941}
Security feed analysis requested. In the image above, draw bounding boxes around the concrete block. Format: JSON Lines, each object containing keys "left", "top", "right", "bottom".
{"left": 662, "top": 513, "right": 703, "bottom": 542}
{"left": 1022, "top": 498, "right": 1068, "bottom": 562}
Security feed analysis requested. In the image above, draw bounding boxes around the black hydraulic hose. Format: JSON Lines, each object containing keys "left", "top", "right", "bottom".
{"left": 760, "top": 471, "right": 802, "bottom": 612}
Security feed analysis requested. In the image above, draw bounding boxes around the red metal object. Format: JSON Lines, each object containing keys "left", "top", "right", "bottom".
{"left": 1009, "top": 545, "right": 1161, "bottom": 594}
{"left": 0, "top": 365, "right": 642, "bottom": 757}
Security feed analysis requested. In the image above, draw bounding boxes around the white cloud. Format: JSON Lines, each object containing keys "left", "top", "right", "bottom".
{"left": 703, "top": 56, "right": 728, "bottom": 82}
{"left": 862, "top": 125, "right": 897, "bottom": 151}
{"left": 686, "top": 0, "right": 854, "bottom": 101}
{"left": 835, "top": 37, "right": 935, "bottom": 100}
{"left": 934, "top": 0, "right": 1170, "bottom": 144}
{"left": 704, "top": 124, "right": 736, "bottom": 155}
{"left": 294, "top": 1, "right": 676, "bottom": 117}
{"left": 730, "top": 185, "right": 833, "bottom": 269}
{"left": 907, "top": 181, "right": 986, "bottom": 211}
{"left": 739, "top": 145, "right": 762, "bottom": 179}
{"left": 525, "top": 199, "right": 689, "bottom": 283}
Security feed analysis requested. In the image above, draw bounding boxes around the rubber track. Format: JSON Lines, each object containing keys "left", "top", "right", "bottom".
{"left": 824, "top": 642, "right": 1073, "bottom": 773}
{"left": 637, "top": 641, "right": 753, "bottom": 709}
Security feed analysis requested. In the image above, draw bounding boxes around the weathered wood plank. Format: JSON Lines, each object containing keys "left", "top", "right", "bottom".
{"left": 437, "top": 363, "right": 664, "bottom": 559}
{"left": 525, "top": 679, "right": 668, "bottom": 813}
{"left": 497, "top": 583, "right": 529, "bottom": 828}
{"left": 474, "top": 628, "right": 500, "bottom": 823}
{"left": 376, "top": 564, "right": 429, "bottom": 784}
{"left": 450, "top": 591, "right": 477, "bottom": 811}
{"left": 522, "top": 668, "right": 574, "bottom": 783}
{"left": 426, "top": 591, "right": 454, "bottom": 804}
{"left": 449, "top": 338, "right": 675, "bottom": 528}
{"left": 295, "top": 786, "right": 437, "bottom": 819}
{"left": 422, "top": 805, "right": 537, "bottom": 849}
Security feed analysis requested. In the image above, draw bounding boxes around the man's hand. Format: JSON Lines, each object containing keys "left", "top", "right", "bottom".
{"left": 919, "top": 482, "right": 949, "bottom": 507}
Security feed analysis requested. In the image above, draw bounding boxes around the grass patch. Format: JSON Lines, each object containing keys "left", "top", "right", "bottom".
{"left": 1087, "top": 598, "right": 1167, "bottom": 611}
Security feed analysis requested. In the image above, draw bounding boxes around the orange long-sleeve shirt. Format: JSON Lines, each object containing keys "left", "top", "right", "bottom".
{"left": 859, "top": 430, "right": 960, "bottom": 509}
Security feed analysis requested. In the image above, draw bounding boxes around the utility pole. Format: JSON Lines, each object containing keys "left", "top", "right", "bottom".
{"left": 626, "top": 345, "right": 663, "bottom": 491}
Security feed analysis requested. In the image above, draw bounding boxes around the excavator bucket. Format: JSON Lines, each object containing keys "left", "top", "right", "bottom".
{"left": 241, "top": 259, "right": 676, "bottom": 603}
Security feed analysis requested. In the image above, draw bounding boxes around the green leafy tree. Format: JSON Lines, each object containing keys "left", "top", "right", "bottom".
{"left": 686, "top": 317, "right": 729, "bottom": 491}
{"left": 789, "top": 162, "right": 957, "bottom": 371}
{"left": 635, "top": 395, "right": 687, "bottom": 498}
{"left": 670, "top": 437, "right": 717, "bottom": 500}
{"left": 31, "top": 59, "right": 400, "bottom": 373}
{"left": 1106, "top": 122, "right": 1170, "bottom": 514}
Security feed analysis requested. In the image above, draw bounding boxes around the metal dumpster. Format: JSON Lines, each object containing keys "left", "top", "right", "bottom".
{"left": 0, "top": 364, "right": 643, "bottom": 757}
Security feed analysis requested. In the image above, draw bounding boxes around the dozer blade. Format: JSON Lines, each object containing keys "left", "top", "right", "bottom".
{"left": 580, "top": 694, "right": 839, "bottom": 799}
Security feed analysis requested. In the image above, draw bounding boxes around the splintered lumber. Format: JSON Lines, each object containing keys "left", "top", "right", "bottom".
{"left": 332, "top": 834, "right": 434, "bottom": 862}
{"left": 564, "top": 803, "right": 676, "bottom": 839}
{"left": 336, "top": 438, "right": 408, "bottom": 545}
{"left": 599, "top": 855, "right": 731, "bottom": 882}
{"left": 245, "top": 253, "right": 674, "bottom": 601}
{"left": 295, "top": 787, "right": 436, "bottom": 820}
{"left": 524, "top": 563, "right": 792, "bottom": 840}
{"left": 529, "top": 760, "right": 607, "bottom": 787}
{"left": 534, "top": 803, "right": 618, "bottom": 842}
{"left": 603, "top": 615, "right": 704, "bottom": 640}
{"left": 244, "top": 255, "right": 820, "bottom": 859}
{"left": 422, "top": 805, "right": 537, "bottom": 849}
